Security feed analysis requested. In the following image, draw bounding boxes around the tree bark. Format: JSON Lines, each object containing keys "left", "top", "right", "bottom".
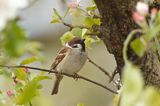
{"left": 94, "top": 0, "right": 160, "bottom": 87}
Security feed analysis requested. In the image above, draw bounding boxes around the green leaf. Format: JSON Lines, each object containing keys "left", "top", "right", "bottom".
{"left": 51, "top": 8, "right": 62, "bottom": 25}
{"left": 15, "top": 68, "right": 28, "bottom": 81}
{"left": 146, "top": 25, "right": 160, "bottom": 41}
{"left": 84, "top": 17, "right": 94, "bottom": 27}
{"left": 17, "top": 75, "right": 51, "bottom": 105}
{"left": 130, "top": 38, "right": 146, "bottom": 57}
{"left": 156, "top": 11, "right": 160, "bottom": 24}
{"left": 53, "top": 8, "right": 61, "bottom": 19}
{"left": 69, "top": 7, "right": 86, "bottom": 25}
{"left": 81, "top": 29, "right": 88, "bottom": 38}
{"left": 85, "top": 37, "right": 93, "bottom": 48}
{"left": 84, "top": 17, "right": 101, "bottom": 27}
{"left": 71, "top": 28, "right": 82, "bottom": 37}
{"left": 85, "top": 36, "right": 100, "bottom": 48}
{"left": 60, "top": 31, "right": 74, "bottom": 45}
{"left": 77, "top": 103, "right": 85, "bottom": 106}
{"left": 121, "top": 62, "right": 144, "bottom": 106}
{"left": 137, "top": 87, "right": 160, "bottom": 106}
{"left": 20, "top": 56, "right": 39, "bottom": 65}
{"left": 50, "top": 19, "right": 60, "bottom": 24}
{"left": 94, "top": 18, "right": 101, "bottom": 25}
{"left": 86, "top": 5, "right": 97, "bottom": 11}
{"left": 2, "top": 20, "right": 26, "bottom": 57}
{"left": 91, "top": 0, "right": 95, "bottom": 4}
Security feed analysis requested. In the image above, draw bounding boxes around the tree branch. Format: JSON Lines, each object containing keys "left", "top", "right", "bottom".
{"left": 87, "top": 57, "right": 111, "bottom": 77}
{"left": 52, "top": 8, "right": 89, "bottom": 30}
{"left": 61, "top": 20, "right": 90, "bottom": 30}
{"left": 87, "top": 57, "right": 120, "bottom": 88}
{"left": 0, "top": 65, "right": 118, "bottom": 94}
{"left": 29, "top": 101, "right": 32, "bottom": 106}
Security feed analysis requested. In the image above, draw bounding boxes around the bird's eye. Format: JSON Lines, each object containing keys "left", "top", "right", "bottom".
{"left": 73, "top": 44, "right": 78, "bottom": 48}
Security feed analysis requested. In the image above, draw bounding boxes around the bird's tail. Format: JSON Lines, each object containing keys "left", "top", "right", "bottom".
{"left": 51, "top": 75, "right": 63, "bottom": 95}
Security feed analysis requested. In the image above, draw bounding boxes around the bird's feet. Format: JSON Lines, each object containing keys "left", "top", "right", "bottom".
{"left": 55, "top": 71, "right": 63, "bottom": 77}
{"left": 73, "top": 73, "right": 79, "bottom": 81}
{"left": 48, "top": 69, "right": 53, "bottom": 74}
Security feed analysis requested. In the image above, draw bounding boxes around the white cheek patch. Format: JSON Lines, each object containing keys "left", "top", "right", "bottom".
{"left": 65, "top": 43, "right": 72, "bottom": 48}
{"left": 66, "top": 43, "right": 82, "bottom": 50}
{"left": 77, "top": 44, "right": 82, "bottom": 49}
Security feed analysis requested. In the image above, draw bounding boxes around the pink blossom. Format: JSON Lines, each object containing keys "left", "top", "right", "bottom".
{"left": 151, "top": 8, "right": 158, "bottom": 19}
{"left": 24, "top": 67, "right": 29, "bottom": 73}
{"left": 136, "top": 2, "right": 149, "bottom": 15}
{"left": 151, "top": 8, "right": 158, "bottom": 15}
{"left": 67, "top": 0, "right": 81, "bottom": 9}
{"left": 132, "top": 11, "right": 145, "bottom": 22}
{"left": 6, "top": 90, "right": 12, "bottom": 96}
{"left": 68, "top": 2, "right": 79, "bottom": 8}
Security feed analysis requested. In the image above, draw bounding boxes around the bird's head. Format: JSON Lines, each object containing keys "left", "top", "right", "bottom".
{"left": 66, "top": 37, "right": 86, "bottom": 51}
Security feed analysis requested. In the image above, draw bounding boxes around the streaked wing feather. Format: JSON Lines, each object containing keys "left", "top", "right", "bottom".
{"left": 50, "top": 47, "right": 69, "bottom": 70}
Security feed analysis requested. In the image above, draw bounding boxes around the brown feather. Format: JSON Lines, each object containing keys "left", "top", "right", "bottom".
{"left": 51, "top": 75, "right": 63, "bottom": 95}
{"left": 50, "top": 47, "right": 70, "bottom": 70}
{"left": 50, "top": 47, "right": 70, "bottom": 95}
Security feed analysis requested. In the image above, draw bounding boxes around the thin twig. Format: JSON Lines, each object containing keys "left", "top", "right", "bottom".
{"left": 52, "top": 8, "right": 90, "bottom": 30}
{"left": 87, "top": 57, "right": 119, "bottom": 87}
{"left": 61, "top": 20, "right": 90, "bottom": 30}
{"left": 29, "top": 101, "right": 32, "bottom": 106}
{"left": 87, "top": 57, "right": 111, "bottom": 77}
{"left": 0, "top": 65, "right": 118, "bottom": 94}
{"left": 110, "top": 68, "right": 118, "bottom": 82}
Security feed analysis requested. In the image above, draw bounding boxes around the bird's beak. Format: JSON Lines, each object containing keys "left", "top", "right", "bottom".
{"left": 81, "top": 39, "right": 85, "bottom": 43}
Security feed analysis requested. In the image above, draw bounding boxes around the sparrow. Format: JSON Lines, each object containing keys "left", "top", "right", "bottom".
{"left": 50, "top": 37, "right": 87, "bottom": 95}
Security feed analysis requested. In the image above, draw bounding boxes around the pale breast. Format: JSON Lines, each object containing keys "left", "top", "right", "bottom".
{"left": 56, "top": 49, "right": 87, "bottom": 75}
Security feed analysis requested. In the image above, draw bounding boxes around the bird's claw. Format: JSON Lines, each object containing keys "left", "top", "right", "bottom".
{"left": 73, "top": 73, "right": 79, "bottom": 81}
{"left": 55, "top": 71, "right": 63, "bottom": 77}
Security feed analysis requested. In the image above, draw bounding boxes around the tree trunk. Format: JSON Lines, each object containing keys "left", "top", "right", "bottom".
{"left": 94, "top": 0, "right": 160, "bottom": 87}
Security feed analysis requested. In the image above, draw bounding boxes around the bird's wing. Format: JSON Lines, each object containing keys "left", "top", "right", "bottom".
{"left": 50, "top": 47, "right": 70, "bottom": 70}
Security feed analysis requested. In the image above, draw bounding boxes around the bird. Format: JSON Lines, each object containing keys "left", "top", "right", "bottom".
{"left": 50, "top": 37, "right": 87, "bottom": 95}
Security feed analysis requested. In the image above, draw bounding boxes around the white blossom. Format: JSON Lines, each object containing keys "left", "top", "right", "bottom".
{"left": 0, "top": 0, "right": 28, "bottom": 31}
{"left": 136, "top": 2, "right": 149, "bottom": 16}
